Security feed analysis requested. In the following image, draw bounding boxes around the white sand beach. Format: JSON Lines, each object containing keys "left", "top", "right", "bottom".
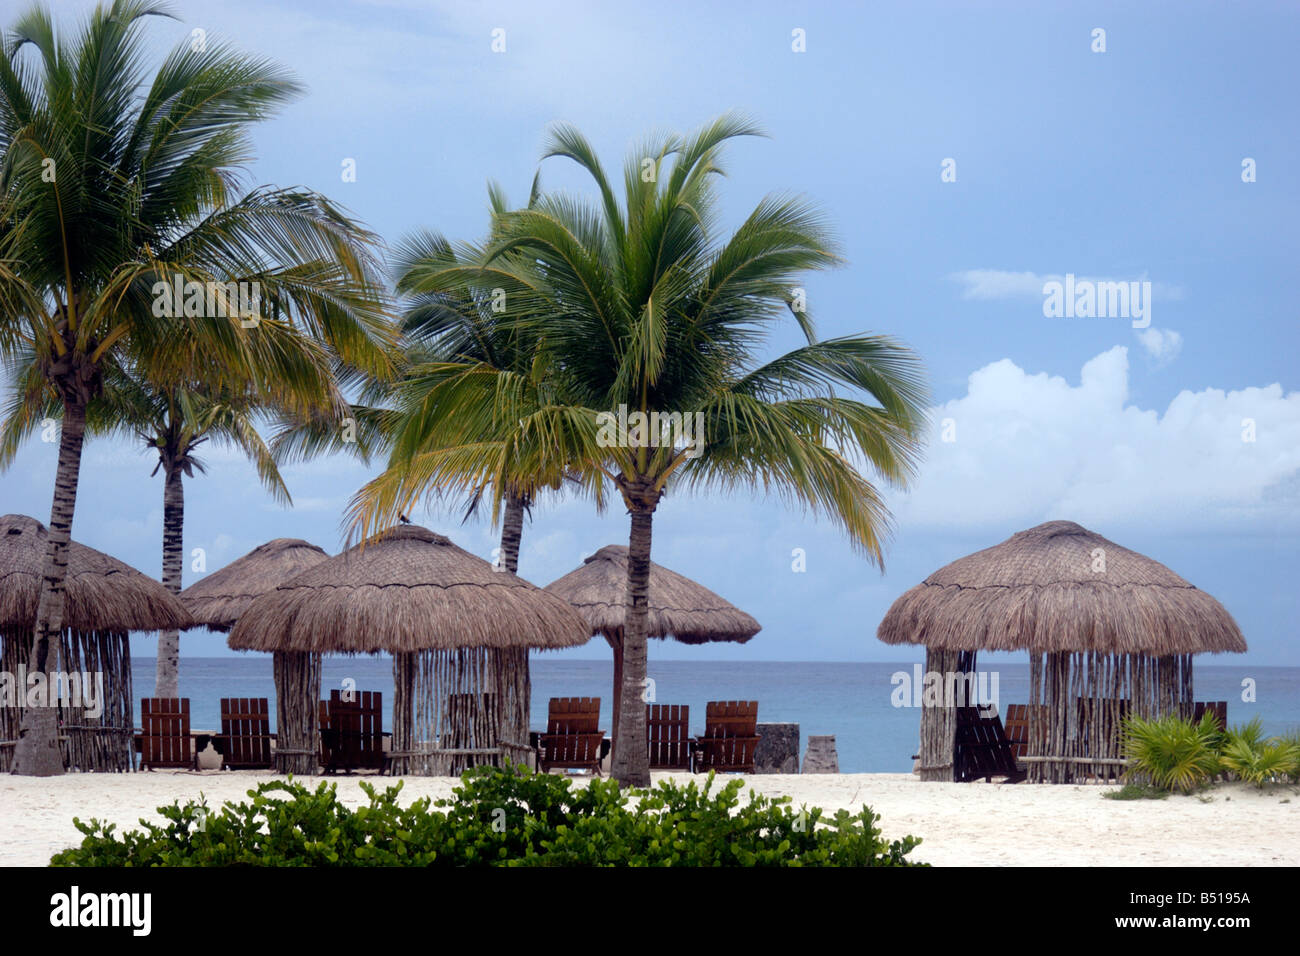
{"left": 2, "top": 771, "right": 1295, "bottom": 867}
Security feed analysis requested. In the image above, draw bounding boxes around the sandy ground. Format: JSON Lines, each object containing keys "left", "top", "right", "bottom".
{"left": 2, "top": 771, "right": 1296, "bottom": 867}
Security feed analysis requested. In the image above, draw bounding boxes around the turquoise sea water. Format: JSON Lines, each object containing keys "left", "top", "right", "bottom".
{"left": 131, "top": 658, "right": 1300, "bottom": 773}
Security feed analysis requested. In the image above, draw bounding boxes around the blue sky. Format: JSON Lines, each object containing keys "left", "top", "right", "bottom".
{"left": 2, "top": 0, "right": 1297, "bottom": 665}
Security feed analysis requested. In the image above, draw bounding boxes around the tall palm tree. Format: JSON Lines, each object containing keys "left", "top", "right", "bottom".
{"left": 4, "top": 329, "right": 354, "bottom": 702}
{"left": 344, "top": 178, "right": 601, "bottom": 574}
{"left": 0, "top": 0, "right": 395, "bottom": 774}
{"left": 132, "top": 381, "right": 294, "bottom": 698}
{"left": 351, "top": 114, "right": 930, "bottom": 786}
{"left": 118, "top": 371, "right": 318, "bottom": 697}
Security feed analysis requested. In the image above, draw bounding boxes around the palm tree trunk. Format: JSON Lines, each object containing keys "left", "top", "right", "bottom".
{"left": 498, "top": 491, "right": 525, "bottom": 574}
{"left": 611, "top": 506, "right": 654, "bottom": 787}
{"left": 154, "top": 465, "right": 184, "bottom": 698}
{"left": 12, "top": 398, "right": 88, "bottom": 776}
{"left": 497, "top": 490, "right": 529, "bottom": 770}
{"left": 608, "top": 632, "right": 624, "bottom": 761}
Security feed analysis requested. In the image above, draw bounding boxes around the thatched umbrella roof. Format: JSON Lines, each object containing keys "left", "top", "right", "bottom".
{"left": 544, "top": 544, "right": 761, "bottom": 645}
{"left": 227, "top": 524, "right": 591, "bottom": 654}
{"left": 877, "top": 520, "right": 1246, "bottom": 654}
{"left": 0, "top": 514, "right": 191, "bottom": 632}
{"left": 181, "top": 538, "right": 329, "bottom": 632}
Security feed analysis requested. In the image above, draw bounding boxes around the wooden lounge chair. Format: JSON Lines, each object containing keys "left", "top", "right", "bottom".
{"left": 646, "top": 704, "right": 692, "bottom": 771}
{"left": 536, "top": 697, "right": 605, "bottom": 774}
{"left": 321, "top": 690, "right": 386, "bottom": 773}
{"left": 1002, "top": 703, "right": 1031, "bottom": 762}
{"left": 216, "top": 697, "right": 273, "bottom": 770}
{"left": 138, "top": 697, "right": 194, "bottom": 770}
{"left": 693, "top": 700, "right": 760, "bottom": 774}
{"left": 953, "top": 706, "right": 1026, "bottom": 783}
{"left": 1193, "top": 700, "right": 1228, "bottom": 730}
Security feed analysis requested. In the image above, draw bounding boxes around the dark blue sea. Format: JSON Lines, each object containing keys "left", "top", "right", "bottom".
{"left": 131, "top": 658, "right": 1300, "bottom": 773}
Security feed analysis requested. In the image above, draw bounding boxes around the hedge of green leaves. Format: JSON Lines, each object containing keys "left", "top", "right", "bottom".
{"left": 50, "top": 765, "right": 925, "bottom": 867}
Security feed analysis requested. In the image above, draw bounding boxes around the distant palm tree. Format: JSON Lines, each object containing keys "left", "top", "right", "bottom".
{"left": 107, "top": 372, "right": 321, "bottom": 698}
{"left": 5, "top": 331, "right": 355, "bottom": 701}
{"left": 344, "top": 177, "right": 602, "bottom": 574}
{"left": 352, "top": 114, "right": 930, "bottom": 786}
{"left": 0, "top": 0, "right": 394, "bottom": 774}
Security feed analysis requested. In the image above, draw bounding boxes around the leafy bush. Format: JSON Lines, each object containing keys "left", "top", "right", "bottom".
{"left": 1118, "top": 713, "right": 1300, "bottom": 794}
{"left": 1120, "top": 712, "right": 1222, "bottom": 794}
{"left": 1218, "top": 718, "right": 1300, "bottom": 787}
{"left": 1284, "top": 729, "right": 1300, "bottom": 783}
{"left": 49, "top": 765, "right": 924, "bottom": 867}
{"left": 1102, "top": 782, "right": 1168, "bottom": 801}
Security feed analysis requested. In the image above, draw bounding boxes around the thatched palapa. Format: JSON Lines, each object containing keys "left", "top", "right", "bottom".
{"left": 1, "top": 514, "right": 192, "bottom": 634}
{"left": 877, "top": 520, "right": 1246, "bottom": 783}
{"left": 877, "top": 520, "right": 1245, "bottom": 655}
{"left": 545, "top": 544, "right": 761, "bottom": 748}
{"left": 181, "top": 538, "right": 329, "bottom": 631}
{"left": 230, "top": 525, "right": 588, "bottom": 654}
{"left": 0, "top": 514, "right": 192, "bottom": 772}
{"left": 545, "top": 544, "right": 761, "bottom": 645}
{"left": 183, "top": 538, "right": 330, "bottom": 773}
{"left": 229, "top": 524, "right": 590, "bottom": 775}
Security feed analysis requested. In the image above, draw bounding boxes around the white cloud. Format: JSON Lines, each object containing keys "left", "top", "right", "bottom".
{"left": 1135, "top": 327, "right": 1183, "bottom": 365}
{"left": 948, "top": 269, "right": 1046, "bottom": 300}
{"left": 950, "top": 269, "right": 1184, "bottom": 302}
{"left": 891, "top": 347, "right": 1300, "bottom": 532}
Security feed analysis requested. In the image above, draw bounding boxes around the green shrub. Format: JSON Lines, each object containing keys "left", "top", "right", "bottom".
{"left": 49, "top": 765, "right": 924, "bottom": 867}
{"left": 1218, "top": 718, "right": 1300, "bottom": 787}
{"left": 1120, "top": 712, "right": 1222, "bottom": 794}
{"left": 1283, "top": 729, "right": 1300, "bottom": 783}
{"left": 1102, "top": 782, "right": 1169, "bottom": 801}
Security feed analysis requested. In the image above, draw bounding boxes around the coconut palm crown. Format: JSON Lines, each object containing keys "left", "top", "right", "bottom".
{"left": 0, "top": 0, "right": 395, "bottom": 774}
{"left": 347, "top": 113, "right": 929, "bottom": 786}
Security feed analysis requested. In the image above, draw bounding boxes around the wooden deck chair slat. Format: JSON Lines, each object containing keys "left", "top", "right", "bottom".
{"left": 647, "top": 703, "right": 691, "bottom": 770}
{"left": 139, "top": 697, "right": 192, "bottom": 770}
{"left": 695, "top": 700, "right": 759, "bottom": 773}
{"left": 219, "top": 697, "right": 272, "bottom": 769}
{"left": 537, "top": 697, "right": 605, "bottom": 774}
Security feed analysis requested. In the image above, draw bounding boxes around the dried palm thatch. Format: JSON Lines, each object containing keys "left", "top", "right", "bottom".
{"left": 0, "top": 514, "right": 192, "bottom": 633}
{"left": 879, "top": 520, "right": 1246, "bottom": 784}
{"left": 181, "top": 538, "right": 329, "bottom": 631}
{"left": 228, "top": 524, "right": 587, "bottom": 777}
{"left": 877, "top": 520, "right": 1245, "bottom": 654}
{"left": 182, "top": 538, "right": 332, "bottom": 774}
{"left": 0, "top": 514, "right": 189, "bottom": 773}
{"left": 228, "top": 524, "right": 591, "bottom": 653}
{"left": 543, "top": 545, "right": 761, "bottom": 645}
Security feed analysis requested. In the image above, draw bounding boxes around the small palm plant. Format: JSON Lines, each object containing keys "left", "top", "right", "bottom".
{"left": 1218, "top": 718, "right": 1300, "bottom": 787}
{"left": 1121, "top": 712, "right": 1222, "bottom": 794}
{"left": 1285, "top": 729, "right": 1300, "bottom": 783}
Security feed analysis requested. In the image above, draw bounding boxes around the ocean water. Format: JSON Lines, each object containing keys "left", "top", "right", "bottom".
{"left": 131, "top": 657, "right": 1300, "bottom": 773}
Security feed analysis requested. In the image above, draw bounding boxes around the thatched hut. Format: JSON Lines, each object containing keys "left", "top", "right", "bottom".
{"left": 228, "top": 524, "right": 590, "bottom": 775}
{"left": 877, "top": 520, "right": 1246, "bottom": 783}
{"left": 181, "top": 538, "right": 330, "bottom": 773}
{"left": 544, "top": 544, "right": 761, "bottom": 747}
{"left": 0, "top": 514, "right": 191, "bottom": 772}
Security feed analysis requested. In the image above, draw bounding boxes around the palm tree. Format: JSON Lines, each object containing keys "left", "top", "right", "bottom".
{"left": 351, "top": 114, "right": 930, "bottom": 786}
{"left": 0, "top": 0, "right": 394, "bottom": 774}
{"left": 343, "top": 178, "right": 602, "bottom": 575}
{"left": 110, "top": 372, "right": 314, "bottom": 698}
{"left": 4, "top": 332, "right": 354, "bottom": 702}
